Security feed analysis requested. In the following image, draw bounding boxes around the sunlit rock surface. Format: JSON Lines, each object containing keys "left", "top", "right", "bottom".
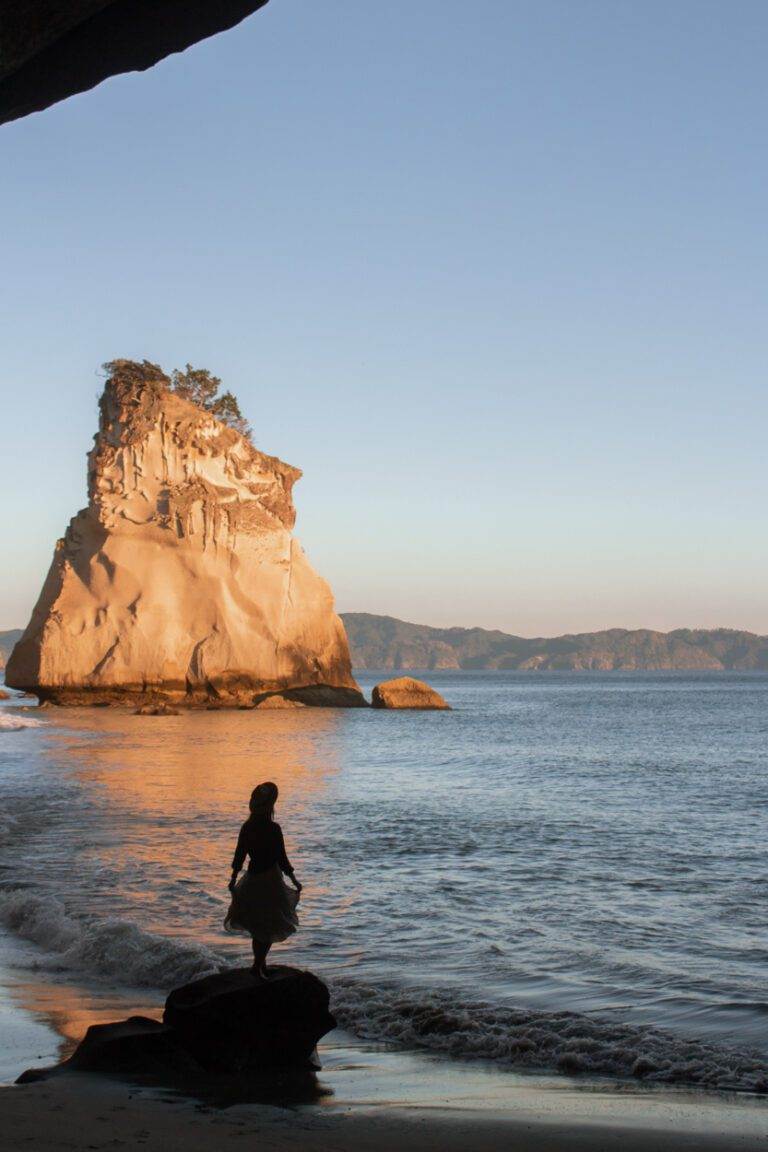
{"left": 371, "top": 676, "right": 451, "bottom": 710}
{"left": 7, "top": 375, "right": 363, "bottom": 707}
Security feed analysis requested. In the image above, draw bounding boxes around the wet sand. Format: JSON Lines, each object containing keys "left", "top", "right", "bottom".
{"left": 3, "top": 1067, "right": 768, "bottom": 1152}
{"left": 2, "top": 984, "right": 768, "bottom": 1152}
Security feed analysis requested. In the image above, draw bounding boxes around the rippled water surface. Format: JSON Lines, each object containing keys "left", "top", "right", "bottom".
{"left": 2, "top": 672, "right": 768, "bottom": 1089}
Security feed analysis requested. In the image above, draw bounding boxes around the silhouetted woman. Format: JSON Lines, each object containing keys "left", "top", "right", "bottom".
{"left": 224, "top": 781, "right": 302, "bottom": 977}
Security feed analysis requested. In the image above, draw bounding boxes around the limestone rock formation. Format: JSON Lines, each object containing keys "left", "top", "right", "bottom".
{"left": 6, "top": 373, "right": 364, "bottom": 707}
{"left": 371, "top": 676, "right": 451, "bottom": 710}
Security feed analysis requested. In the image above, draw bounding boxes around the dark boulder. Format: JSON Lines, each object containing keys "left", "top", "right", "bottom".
{"left": 164, "top": 965, "right": 336, "bottom": 1071}
{"left": 17, "top": 1016, "right": 201, "bottom": 1082}
{"left": 17, "top": 966, "right": 336, "bottom": 1092}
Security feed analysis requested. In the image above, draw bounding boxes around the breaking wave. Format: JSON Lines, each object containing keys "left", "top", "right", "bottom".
{"left": 0, "top": 714, "right": 46, "bottom": 732}
{"left": 331, "top": 980, "right": 768, "bottom": 1093}
{"left": 0, "top": 889, "right": 221, "bottom": 988}
{"left": 1, "top": 888, "right": 767, "bottom": 1093}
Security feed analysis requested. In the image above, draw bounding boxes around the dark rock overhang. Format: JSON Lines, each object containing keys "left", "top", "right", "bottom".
{"left": 0, "top": 0, "right": 270, "bottom": 126}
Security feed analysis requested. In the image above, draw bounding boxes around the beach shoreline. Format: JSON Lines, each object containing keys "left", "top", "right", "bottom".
{"left": 4, "top": 1065, "right": 768, "bottom": 1152}
{"left": 3, "top": 963, "right": 768, "bottom": 1152}
{"left": 3, "top": 673, "right": 768, "bottom": 1148}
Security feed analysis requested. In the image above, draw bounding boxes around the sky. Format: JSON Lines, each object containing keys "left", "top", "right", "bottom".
{"left": 1, "top": 0, "right": 767, "bottom": 636}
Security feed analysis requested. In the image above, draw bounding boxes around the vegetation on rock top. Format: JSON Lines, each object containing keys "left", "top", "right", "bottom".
{"left": 101, "top": 359, "right": 252, "bottom": 441}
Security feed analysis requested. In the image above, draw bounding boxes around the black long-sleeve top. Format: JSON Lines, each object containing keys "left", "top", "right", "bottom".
{"left": 231, "top": 818, "right": 295, "bottom": 877}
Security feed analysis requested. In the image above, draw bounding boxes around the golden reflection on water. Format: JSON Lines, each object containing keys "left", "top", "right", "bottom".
{"left": 41, "top": 707, "right": 349, "bottom": 933}
{"left": 5, "top": 707, "right": 359, "bottom": 1056}
{"left": 49, "top": 708, "right": 342, "bottom": 811}
{"left": 8, "top": 973, "right": 160, "bottom": 1061}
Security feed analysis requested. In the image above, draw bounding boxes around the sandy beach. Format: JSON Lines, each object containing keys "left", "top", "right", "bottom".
{"left": 2, "top": 977, "right": 768, "bottom": 1152}
{"left": 4, "top": 1064, "right": 768, "bottom": 1152}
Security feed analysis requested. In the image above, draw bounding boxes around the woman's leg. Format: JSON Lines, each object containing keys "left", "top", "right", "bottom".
{"left": 251, "top": 938, "right": 271, "bottom": 976}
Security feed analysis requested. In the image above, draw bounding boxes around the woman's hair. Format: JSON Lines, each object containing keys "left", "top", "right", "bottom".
{"left": 249, "top": 781, "right": 278, "bottom": 820}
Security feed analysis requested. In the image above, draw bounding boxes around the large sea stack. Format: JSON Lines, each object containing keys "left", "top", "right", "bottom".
{"left": 7, "top": 372, "right": 364, "bottom": 707}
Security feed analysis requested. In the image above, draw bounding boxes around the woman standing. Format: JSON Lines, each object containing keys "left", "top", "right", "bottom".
{"left": 225, "top": 781, "right": 302, "bottom": 977}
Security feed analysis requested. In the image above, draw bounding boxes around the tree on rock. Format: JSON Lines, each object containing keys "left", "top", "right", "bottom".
{"left": 102, "top": 359, "right": 170, "bottom": 390}
{"left": 101, "top": 359, "right": 252, "bottom": 442}
{"left": 208, "top": 390, "right": 251, "bottom": 440}
{"left": 171, "top": 364, "right": 252, "bottom": 440}
{"left": 170, "top": 364, "right": 221, "bottom": 410}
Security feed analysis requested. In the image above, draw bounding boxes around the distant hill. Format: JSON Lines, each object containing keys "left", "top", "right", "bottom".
{"left": 0, "top": 630, "right": 23, "bottom": 671}
{"left": 4, "top": 617, "right": 768, "bottom": 674}
{"left": 340, "top": 614, "right": 768, "bottom": 671}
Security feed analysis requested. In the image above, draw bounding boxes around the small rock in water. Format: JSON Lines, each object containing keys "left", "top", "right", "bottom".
{"left": 134, "top": 702, "right": 180, "bottom": 716}
{"left": 371, "top": 676, "right": 451, "bottom": 710}
{"left": 253, "top": 695, "right": 306, "bottom": 710}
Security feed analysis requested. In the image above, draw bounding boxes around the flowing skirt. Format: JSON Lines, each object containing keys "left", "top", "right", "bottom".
{"left": 224, "top": 864, "right": 299, "bottom": 943}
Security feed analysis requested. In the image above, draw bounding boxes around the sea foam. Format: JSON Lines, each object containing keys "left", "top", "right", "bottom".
{"left": 0, "top": 714, "right": 45, "bottom": 732}
{"left": 330, "top": 979, "right": 768, "bottom": 1093}
{"left": 0, "top": 889, "right": 220, "bottom": 988}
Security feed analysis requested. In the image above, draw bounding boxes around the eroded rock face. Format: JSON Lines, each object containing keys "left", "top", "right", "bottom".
{"left": 371, "top": 676, "right": 451, "bottom": 710}
{"left": 7, "top": 375, "right": 364, "bottom": 707}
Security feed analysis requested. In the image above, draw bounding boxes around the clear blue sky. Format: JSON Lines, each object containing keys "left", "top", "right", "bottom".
{"left": 1, "top": 0, "right": 767, "bottom": 635}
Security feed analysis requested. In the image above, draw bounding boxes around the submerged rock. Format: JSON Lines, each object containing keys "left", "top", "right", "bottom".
{"left": 253, "top": 695, "right": 306, "bottom": 710}
{"left": 134, "top": 702, "right": 180, "bottom": 716}
{"left": 253, "top": 685, "right": 368, "bottom": 709}
{"left": 7, "top": 370, "right": 364, "bottom": 709}
{"left": 371, "top": 676, "right": 451, "bottom": 710}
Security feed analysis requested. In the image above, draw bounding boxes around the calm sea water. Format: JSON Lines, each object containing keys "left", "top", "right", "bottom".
{"left": 1, "top": 671, "right": 768, "bottom": 1091}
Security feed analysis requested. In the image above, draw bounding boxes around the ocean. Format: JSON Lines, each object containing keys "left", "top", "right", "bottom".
{"left": 1, "top": 671, "right": 768, "bottom": 1092}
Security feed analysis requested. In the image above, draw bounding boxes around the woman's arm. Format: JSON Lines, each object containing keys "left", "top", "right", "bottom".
{"left": 229, "top": 824, "right": 247, "bottom": 890}
{"left": 276, "top": 825, "right": 302, "bottom": 893}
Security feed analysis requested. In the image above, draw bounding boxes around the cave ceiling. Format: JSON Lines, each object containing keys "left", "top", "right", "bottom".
{"left": 0, "top": 0, "right": 270, "bottom": 126}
